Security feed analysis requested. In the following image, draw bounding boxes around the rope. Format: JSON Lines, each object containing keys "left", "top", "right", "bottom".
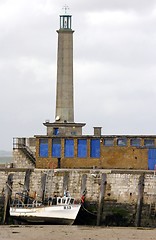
{"left": 81, "top": 204, "right": 97, "bottom": 216}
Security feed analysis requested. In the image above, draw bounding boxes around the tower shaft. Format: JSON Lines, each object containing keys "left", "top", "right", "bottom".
{"left": 55, "top": 16, "right": 74, "bottom": 123}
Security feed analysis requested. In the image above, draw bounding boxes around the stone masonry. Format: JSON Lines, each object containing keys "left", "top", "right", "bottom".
{"left": 13, "top": 149, "right": 35, "bottom": 169}
{"left": 0, "top": 168, "right": 156, "bottom": 226}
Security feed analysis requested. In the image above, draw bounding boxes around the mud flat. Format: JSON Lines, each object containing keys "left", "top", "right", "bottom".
{"left": 0, "top": 225, "right": 155, "bottom": 240}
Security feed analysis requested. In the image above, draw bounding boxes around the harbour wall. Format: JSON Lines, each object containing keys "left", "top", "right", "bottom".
{"left": 0, "top": 168, "right": 156, "bottom": 226}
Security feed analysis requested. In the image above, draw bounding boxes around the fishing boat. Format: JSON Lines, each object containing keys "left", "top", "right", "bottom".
{"left": 10, "top": 191, "right": 81, "bottom": 225}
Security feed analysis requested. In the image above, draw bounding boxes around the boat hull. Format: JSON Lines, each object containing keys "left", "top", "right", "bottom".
{"left": 10, "top": 204, "right": 81, "bottom": 225}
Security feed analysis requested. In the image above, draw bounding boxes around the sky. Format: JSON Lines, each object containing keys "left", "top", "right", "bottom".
{"left": 0, "top": 0, "right": 156, "bottom": 151}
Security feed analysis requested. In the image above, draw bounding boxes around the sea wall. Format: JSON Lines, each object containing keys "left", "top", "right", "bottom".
{"left": 0, "top": 168, "right": 156, "bottom": 226}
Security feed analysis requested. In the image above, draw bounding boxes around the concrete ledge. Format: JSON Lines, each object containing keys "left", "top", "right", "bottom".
{"left": 0, "top": 168, "right": 153, "bottom": 174}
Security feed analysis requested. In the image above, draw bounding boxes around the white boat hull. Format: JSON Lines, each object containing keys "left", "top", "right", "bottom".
{"left": 10, "top": 204, "right": 81, "bottom": 225}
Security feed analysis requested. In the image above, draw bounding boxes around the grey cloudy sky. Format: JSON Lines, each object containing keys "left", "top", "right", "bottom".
{"left": 0, "top": 0, "right": 156, "bottom": 151}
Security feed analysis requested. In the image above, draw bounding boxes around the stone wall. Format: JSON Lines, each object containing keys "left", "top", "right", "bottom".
{"left": 0, "top": 168, "right": 155, "bottom": 226}
{"left": 13, "top": 149, "right": 35, "bottom": 169}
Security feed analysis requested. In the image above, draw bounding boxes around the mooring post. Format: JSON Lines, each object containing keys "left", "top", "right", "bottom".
{"left": 81, "top": 174, "right": 87, "bottom": 199}
{"left": 23, "top": 169, "right": 32, "bottom": 203}
{"left": 96, "top": 173, "right": 107, "bottom": 226}
{"left": 23, "top": 169, "right": 31, "bottom": 192}
{"left": 63, "top": 172, "right": 69, "bottom": 196}
{"left": 49, "top": 170, "right": 54, "bottom": 197}
{"left": 41, "top": 172, "right": 47, "bottom": 202}
{"left": 2, "top": 173, "right": 13, "bottom": 224}
{"left": 135, "top": 173, "right": 145, "bottom": 227}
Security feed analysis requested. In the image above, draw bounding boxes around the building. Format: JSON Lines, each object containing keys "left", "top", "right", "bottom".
{"left": 13, "top": 12, "right": 156, "bottom": 170}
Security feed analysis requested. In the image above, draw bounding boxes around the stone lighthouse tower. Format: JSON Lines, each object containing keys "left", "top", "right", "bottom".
{"left": 55, "top": 12, "right": 74, "bottom": 123}
{"left": 44, "top": 9, "right": 85, "bottom": 136}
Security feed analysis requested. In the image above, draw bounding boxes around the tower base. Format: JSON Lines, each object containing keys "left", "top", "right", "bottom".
{"left": 43, "top": 122, "right": 86, "bottom": 136}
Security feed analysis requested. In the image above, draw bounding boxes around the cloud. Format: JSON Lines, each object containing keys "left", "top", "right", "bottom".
{"left": 72, "top": 0, "right": 156, "bottom": 13}
{"left": 1, "top": 0, "right": 156, "bottom": 150}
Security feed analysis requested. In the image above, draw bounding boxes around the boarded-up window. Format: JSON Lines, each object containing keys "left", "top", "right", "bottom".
{"left": 52, "top": 139, "right": 61, "bottom": 157}
{"left": 90, "top": 139, "right": 100, "bottom": 158}
{"left": 130, "top": 139, "right": 141, "bottom": 147}
{"left": 39, "top": 139, "right": 48, "bottom": 157}
{"left": 65, "top": 139, "right": 74, "bottom": 157}
{"left": 117, "top": 138, "right": 127, "bottom": 146}
{"left": 78, "top": 139, "right": 87, "bottom": 157}
{"left": 144, "top": 139, "right": 155, "bottom": 147}
{"left": 104, "top": 139, "right": 114, "bottom": 146}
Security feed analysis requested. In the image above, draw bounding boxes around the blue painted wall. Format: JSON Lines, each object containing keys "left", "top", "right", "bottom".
{"left": 90, "top": 139, "right": 100, "bottom": 158}
{"left": 52, "top": 139, "right": 61, "bottom": 157}
{"left": 65, "top": 139, "right": 74, "bottom": 157}
{"left": 78, "top": 139, "right": 87, "bottom": 157}
{"left": 148, "top": 149, "right": 156, "bottom": 170}
{"left": 39, "top": 139, "right": 48, "bottom": 157}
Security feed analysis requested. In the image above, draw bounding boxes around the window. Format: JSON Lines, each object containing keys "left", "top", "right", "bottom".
{"left": 104, "top": 139, "right": 114, "bottom": 146}
{"left": 39, "top": 139, "right": 48, "bottom": 157}
{"left": 53, "top": 128, "right": 59, "bottom": 135}
{"left": 90, "top": 139, "right": 100, "bottom": 158}
{"left": 117, "top": 138, "right": 127, "bottom": 146}
{"left": 71, "top": 131, "right": 76, "bottom": 135}
{"left": 78, "top": 139, "right": 87, "bottom": 157}
{"left": 52, "top": 139, "right": 61, "bottom": 157}
{"left": 144, "top": 139, "right": 155, "bottom": 147}
{"left": 65, "top": 139, "right": 74, "bottom": 157}
{"left": 130, "top": 139, "right": 141, "bottom": 147}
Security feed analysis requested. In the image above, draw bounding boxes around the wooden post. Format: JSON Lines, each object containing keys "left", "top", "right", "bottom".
{"left": 23, "top": 169, "right": 32, "bottom": 203}
{"left": 2, "top": 173, "right": 13, "bottom": 224}
{"left": 41, "top": 172, "right": 47, "bottom": 202}
{"left": 63, "top": 172, "right": 69, "bottom": 196}
{"left": 81, "top": 174, "right": 87, "bottom": 197}
{"left": 135, "top": 173, "right": 145, "bottom": 227}
{"left": 49, "top": 170, "right": 54, "bottom": 197}
{"left": 23, "top": 169, "right": 31, "bottom": 192}
{"left": 96, "top": 173, "right": 107, "bottom": 226}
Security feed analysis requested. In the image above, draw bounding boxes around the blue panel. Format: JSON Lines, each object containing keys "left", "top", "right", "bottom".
{"left": 39, "top": 139, "right": 48, "bottom": 157}
{"left": 65, "top": 139, "right": 74, "bottom": 157}
{"left": 78, "top": 139, "right": 87, "bottom": 157}
{"left": 90, "top": 139, "right": 100, "bottom": 158}
{"left": 148, "top": 149, "right": 156, "bottom": 170}
{"left": 52, "top": 139, "right": 61, "bottom": 157}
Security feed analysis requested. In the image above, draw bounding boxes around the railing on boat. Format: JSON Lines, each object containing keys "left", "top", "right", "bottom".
{"left": 11, "top": 195, "right": 76, "bottom": 208}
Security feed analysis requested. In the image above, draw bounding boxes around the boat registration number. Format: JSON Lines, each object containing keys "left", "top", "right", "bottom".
{"left": 64, "top": 206, "right": 71, "bottom": 210}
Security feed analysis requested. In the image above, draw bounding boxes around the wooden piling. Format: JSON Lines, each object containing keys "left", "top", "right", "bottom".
{"left": 135, "top": 173, "right": 145, "bottom": 227}
{"left": 23, "top": 169, "right": 32, "bottom": 203}
{"left": 41, "top": 172, "right": 47, "bottom": 202}
{"left": 49, "top": 170, "right": 54, "bottom": 197}
{"left": 63, "top": 172, "right": 69, "bottom": 196}
{"left": 23, "top": 169, "right": 31, "bottom": 192}
{"left": 96, "top": 173, "right": 107, "bottom": 226}
{"left": 81, "top": 174, "right": 87, "bottom": 198}
{"left": 2, "top": 173, "right": 13, "bottom": 224}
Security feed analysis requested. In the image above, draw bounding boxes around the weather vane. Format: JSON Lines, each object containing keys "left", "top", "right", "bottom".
{"left": 62, "top": 4, "right": 70, "bottom": 14}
